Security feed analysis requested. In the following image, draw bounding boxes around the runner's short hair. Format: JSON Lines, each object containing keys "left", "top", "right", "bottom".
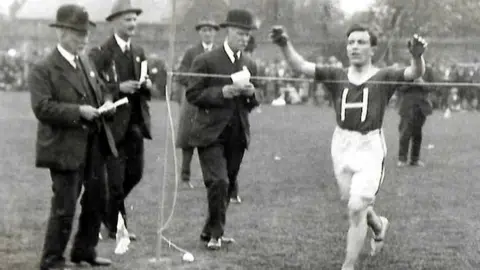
{"left": 346, "top": 24, "right": 378, "bottom": 47}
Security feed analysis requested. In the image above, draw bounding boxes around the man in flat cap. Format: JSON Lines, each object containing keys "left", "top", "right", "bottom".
{"left": 176, "top": 17, "right": 219, "bottom": 189}
{"left": 29, "top": 4, "right": 116, "bottom": 269}
{"left": 186, "top": 9, "right": 259, "bottom": 250}
{"left": 89, "top": 0, "right": 153, "bottom": 241}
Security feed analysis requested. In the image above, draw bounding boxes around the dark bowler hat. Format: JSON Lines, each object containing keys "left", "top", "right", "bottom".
{"left": 195, "top": 17, "right": 220, "bottom": 31}
{"left": 49, "top": 4, "right": 96, "bottom": 32}
{"left": 219, "top": 9, "right": 257, "bottom": 30}
{"left": 106, "top": 0, "right": 142, "bottom": 22}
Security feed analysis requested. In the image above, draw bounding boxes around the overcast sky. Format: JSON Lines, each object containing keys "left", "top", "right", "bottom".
{"left": 339, "top": 0, "right": 374, "bottom": 16}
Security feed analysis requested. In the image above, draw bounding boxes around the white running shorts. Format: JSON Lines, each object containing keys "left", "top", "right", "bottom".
{"left": 331, "top": 126, "right": 387, "bottom": 201}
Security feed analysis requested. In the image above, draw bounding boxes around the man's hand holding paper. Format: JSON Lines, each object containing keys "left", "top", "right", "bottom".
{"left": 98, "top": 97, "right": 129, "bottom": 114}
{"left": 229, "top": 66, "right": 255, "bottom": 97}
{"left": 98, "top": 100, "right": 116, "bottom": 116}
{"left": 138, "top": 60, "right": 153, "bottom": 91}
{"left": 223, "top": 83, "right": 255, "bottom": 99}
{"left": 222, "top": 84, "right": 241, "bottom": 98}
{"left": 119, "top": 80, "right": 141, "bottom": 94}
{"left": 239, "top": 82, "right": 255, "bottom": 96}
{"left": 142, "top": 76, "right": 153, "bottom": 90}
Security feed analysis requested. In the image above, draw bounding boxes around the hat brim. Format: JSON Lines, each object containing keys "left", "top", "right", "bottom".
{"left": 195, "top": 24, "right": 220, "bottom": 31}
{"left": 219, "top": 22, "right": 257, "bottom": 30}
{"left": 106, "top": 8, "right": 143, "bottom": 22}
{"left": 49, "top": 21, "right": 96, "bottom": 32}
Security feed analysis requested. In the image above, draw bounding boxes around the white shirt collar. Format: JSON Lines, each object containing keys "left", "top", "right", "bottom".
{"left": 114, "top": 33, "right": 131, "bottom": 52}
{"left": 223, "top": 39, "right": 241, "bottom": 63}
{"left": 57, "top": 44, "right": 77, "bottom": 68}
{"left": 202, "top": 42, "right": 213, "bottom": 51}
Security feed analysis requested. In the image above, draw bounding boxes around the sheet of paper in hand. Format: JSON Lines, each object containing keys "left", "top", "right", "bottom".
{"left": 231, "top": 66, "right": 251, "bottom": 86}
{"left": 97, "top": 97, "right": 129, "bottom": 114}
{"left": 139, "top": 60, "right": 148, "bottom": 84}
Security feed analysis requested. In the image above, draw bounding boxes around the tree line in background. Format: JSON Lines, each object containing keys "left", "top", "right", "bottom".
{"left": 2, "top": 0, "right": 480, "bottom": 65}
{"left": 223, "top": 0, "right": 480, "bottom": 64}
{"left": 4, "top": 0, "right": 480, "bottom": 38}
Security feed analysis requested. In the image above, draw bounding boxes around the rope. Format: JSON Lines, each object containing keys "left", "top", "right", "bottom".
{"left": 153, "top": 0, "right": 189, "bottom": 260}
{"left": 169, "top": 70, "right": 480, "bottom": 87}
{"left": 161, "top": 235, "right": 190, "bottom": 254}
{"left": 153, "top": 83, "right": 185, "bottom": 257}
{"left": 159, "top": 85, "right": 179, "bottom": 233}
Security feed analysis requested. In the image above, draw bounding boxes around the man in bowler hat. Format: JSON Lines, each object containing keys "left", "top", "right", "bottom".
{"left": 186, "top": 9, "right": 259, "bottom": 250}
{"left": 29, "top": 4, "right": 116, "bottom": 269}
{"left": 89, "top": 0, "right": 154, "bottom": 241}
{"left": 176, "top": 17, "right": 219, "bottom": 189}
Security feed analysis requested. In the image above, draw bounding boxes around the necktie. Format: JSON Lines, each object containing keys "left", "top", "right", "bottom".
{"left": 75, "top": 56, "right": 94, "bottom": 102}
{"left": 233, "top": 52, "right": 242, "bottom": 71}
{"left": 74, "top": 56, "right": 82, "bottom": 71}
{"left": 124, "top": 44, "right": 131, "bottom": 58}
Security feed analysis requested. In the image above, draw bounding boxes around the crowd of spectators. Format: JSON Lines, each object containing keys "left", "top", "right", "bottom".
{"left": 431, "top": 62, "right": 480, "bottom": 111}
{"left": 252, "top": 55, "right": 344, "bottom": 106}
{"left": 0, "top": 48, "right": 169, "bottom": 97}
{"left": 0, "top": 49, "right": 29, "bottom": 91}
{"left": 2, "top": 46, "right": 480, "bottom": 113}
{"left": 249, "top": 56, "right": 480, "bottom": 113}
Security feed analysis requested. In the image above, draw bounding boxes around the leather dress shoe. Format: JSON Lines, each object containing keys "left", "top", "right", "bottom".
{"left": 200, "top": 233, "right": 234, "bottom": 244}
{"left": 71, "top": 256, "right": 112, "bottom": 267}
{"left": 410, "top": 160, "right": 425, "bottom": 167}
{"left": 182, "top": 180, "right": 194, "bottom": 189}
{"left": 206, "top": 237, "right": 235, "bottom": 250}
{"left": 230, "top": 196, "right": 242, "bottom": 204}
{"left": 109, "top": 231, "right": 137, "bottom": 241}
{"left": 397, "top": 161, "right": 407, "bottom": 167}
{"left": 40, "top": 260, "right": 74, "bottom": 270}
{"left": 207, "top": 238, "right": 221, "bottom": 250}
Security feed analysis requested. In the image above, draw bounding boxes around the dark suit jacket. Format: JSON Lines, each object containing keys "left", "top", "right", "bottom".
{"left": 89, "top": 35, "right": 152, "bottom": 143}
{"left": 175, "top": 43, "right": 214, "bottom": 148}
{"left": 29, "top": 48, "right": 117, "bottom": 171}
{"left": 177, "top": 43, "right": 210, "bottom": 87}
{"left": 185, "top": 47, "right": 259, "bottom": 148}
{"left": 398, "top": 66, "right": 434, "bottom": 117}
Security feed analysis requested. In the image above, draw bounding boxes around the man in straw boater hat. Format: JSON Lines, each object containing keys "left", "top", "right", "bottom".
{"left": 89, "top": 0, "right": 153, "bottom": 242}
{"left": 175, "top": 17, "right": 219, "bottom": 190}
{"left": 185, "top": 9, "right": 260, "bottom": 250}
{"left": 29, "top": 4, "right": 117, "bottom": 269}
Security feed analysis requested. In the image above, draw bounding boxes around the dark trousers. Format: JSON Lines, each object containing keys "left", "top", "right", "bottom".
{"left": 40, "top": 134, "right": 105, "bottom": 268}
{"left": 181, "top": 146, "right": 239, "bottom": 198}
{"left": 103, "top": 124, "right": 144, "bottom": 232}
{"left": 198, "top": 118, "right": 246, "bottom": 239}
{"left": 398, "top": 109, "right": 427, "bottom": 162}
{"left": 181, "top": 147, "right": 195, "bottom": 181}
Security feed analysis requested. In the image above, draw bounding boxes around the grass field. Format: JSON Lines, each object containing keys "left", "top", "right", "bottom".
{"left": 1, "top": 91, "right": 480, "bottom": 270}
